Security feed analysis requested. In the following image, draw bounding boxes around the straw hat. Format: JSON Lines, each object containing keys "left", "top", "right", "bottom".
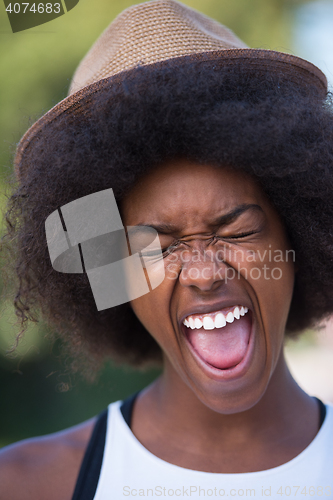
{"left": 14, "top": 0, "right": 327, "bottom": 181}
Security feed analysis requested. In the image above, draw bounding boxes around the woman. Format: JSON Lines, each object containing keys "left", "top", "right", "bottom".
{"left": 0, "top": 0, "right": 332, "bottom": 498}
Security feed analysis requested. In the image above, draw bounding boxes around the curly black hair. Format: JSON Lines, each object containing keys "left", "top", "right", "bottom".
{"left": 1, "top": 59, "right": 333, "bottom": 374}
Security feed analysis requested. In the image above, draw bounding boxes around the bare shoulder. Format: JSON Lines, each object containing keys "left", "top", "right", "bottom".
{"left": 0, "top": 416, "right": 97, "bottom": 500}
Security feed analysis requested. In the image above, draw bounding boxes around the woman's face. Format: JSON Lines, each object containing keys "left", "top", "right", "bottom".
{"left": 121, "top": 159, "right": 296, "bottom": 413}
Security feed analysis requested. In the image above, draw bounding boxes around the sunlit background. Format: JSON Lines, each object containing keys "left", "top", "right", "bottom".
{"left": 0, "top": 0, "right": 333, "bottom": 448}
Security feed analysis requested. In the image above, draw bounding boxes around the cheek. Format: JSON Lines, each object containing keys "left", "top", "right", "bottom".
{"left": 226, "top": 238, "right": 295, "bottom": 338}
{"left": 252, "top": 259, "right": 295, "bottom": 321}
{"left": 246, "top": 245, "right": 295, "bottom": 359}
{"left": 222, "top": 243, "right": 295, "bottom": 305}
{"left": 130, "top": 280, "right": 175, "bottom": 348}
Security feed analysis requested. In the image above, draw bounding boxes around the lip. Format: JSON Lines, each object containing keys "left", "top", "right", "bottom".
{"left": 179, "top": 299, "right": 253, "bottom": 326}
{"left": 181, "top": 310, "right": 255, "bottom": 381}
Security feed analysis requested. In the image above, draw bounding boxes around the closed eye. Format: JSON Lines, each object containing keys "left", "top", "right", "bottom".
{"left": 161, "top": 242, "right": 181, "bottom": 254}
{"left": 150, "top": 231, "right": 259, "bottom": 256}
{"left": 161, "top": 232, "right": 259, "bottom": 251}
{"left": 222, "top": 231, "right": 259, "bottom": 239}
{"left": 141, "top": 242, "right": 180, "bottom": 258}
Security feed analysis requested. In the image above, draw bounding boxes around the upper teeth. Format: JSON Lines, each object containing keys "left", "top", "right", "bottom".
{"left": 183, "top": 306, "right": 248, "bottom": 330}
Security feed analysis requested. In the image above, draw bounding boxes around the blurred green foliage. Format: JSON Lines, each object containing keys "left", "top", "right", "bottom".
{"left": 0, "top": 0, "right": 310, "bottom": 447}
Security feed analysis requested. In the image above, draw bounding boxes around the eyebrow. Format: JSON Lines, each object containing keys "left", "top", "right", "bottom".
{"left": 134, "top": 204, "right": 264, "bottom": 235}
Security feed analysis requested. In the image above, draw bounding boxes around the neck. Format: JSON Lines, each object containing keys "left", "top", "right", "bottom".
{"left": 140, "top": 348, "right": 318, "bottom": 452}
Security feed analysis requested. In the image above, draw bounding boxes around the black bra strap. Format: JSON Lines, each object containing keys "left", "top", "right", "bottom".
{"left": 120, "top": 390, "right": 140, "bottom": 428}
{"left": 71, "top": 392, "right": 140, "bottom": 500}
{"left": 314, "top": 396, "right": 326, "bottom": 428}
{"left": 71, "top": 409, "right": 107, "bottom": 500}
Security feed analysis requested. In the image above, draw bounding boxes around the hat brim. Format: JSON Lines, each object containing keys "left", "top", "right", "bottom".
{"left": 14, "top": 48, "right": 327, "bottom": 181}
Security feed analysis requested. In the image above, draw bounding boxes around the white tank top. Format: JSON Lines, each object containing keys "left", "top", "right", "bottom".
{"left": 92, "top": 400, "right": 333, "bottom": 499}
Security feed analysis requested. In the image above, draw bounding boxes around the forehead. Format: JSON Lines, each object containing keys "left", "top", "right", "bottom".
{"left": 121, "top": 160, "right": 270, "bottom": 227}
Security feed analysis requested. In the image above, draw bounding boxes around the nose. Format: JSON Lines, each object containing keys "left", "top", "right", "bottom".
{"left": 178, "top": 244, "right": 229, "bottom": 291}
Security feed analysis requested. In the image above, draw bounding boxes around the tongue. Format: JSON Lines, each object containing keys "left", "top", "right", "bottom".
{"left": 187, "top": 314, "right": 251, "bottom": 369}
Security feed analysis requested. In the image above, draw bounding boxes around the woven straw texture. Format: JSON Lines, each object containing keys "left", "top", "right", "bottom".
{"left": 14, "top": 0, "right": 328, "bottom": 180}
{"left": 69, "top": 0, "right": 248, "bottom": 94}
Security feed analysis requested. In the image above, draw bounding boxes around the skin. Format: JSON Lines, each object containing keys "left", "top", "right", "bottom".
{"left": 0, "top": 159, "right": 321, "bottom": 498}
{"left": 121, "top": 159, "right": 319, "bottom": 472}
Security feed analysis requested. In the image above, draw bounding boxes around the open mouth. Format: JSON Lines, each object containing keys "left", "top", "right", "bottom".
{"left": 182, "top": 306, "right": 253, "bottom": 371}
